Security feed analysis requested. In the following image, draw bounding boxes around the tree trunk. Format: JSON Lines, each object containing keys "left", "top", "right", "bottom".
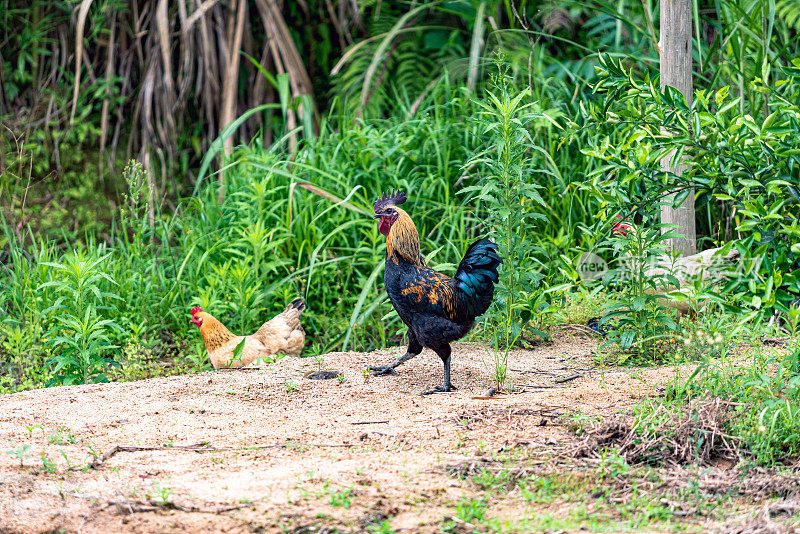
{"left": 659, "top": 0, "right": 696, "bottom": 256}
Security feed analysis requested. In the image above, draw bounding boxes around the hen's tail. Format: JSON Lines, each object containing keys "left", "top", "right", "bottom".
{"left": 279, "top": 298, "right": 305, "bottom": 332}
{"left": 286, "top": 297, "right": 305, "bottom": 314}
{"left": 453, "top": 239, "right": 502, "bottom": 320}
{"left": 280, "top": 298, "right": 305, "bottom": 356}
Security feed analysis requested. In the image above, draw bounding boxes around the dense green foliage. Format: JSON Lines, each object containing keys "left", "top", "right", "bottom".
{"left": 583, "top": 54, "right": 800, "bottom": 320}
{"left": 597, "top": 221, "right": 683, "bottom": 358}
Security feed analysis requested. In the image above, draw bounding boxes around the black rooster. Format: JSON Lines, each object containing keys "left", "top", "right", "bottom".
{"left": 368, "top": 190, "right": 502, "bottom": 394}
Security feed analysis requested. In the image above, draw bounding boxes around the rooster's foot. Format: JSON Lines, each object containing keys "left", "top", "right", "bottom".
{"left": 420, "top": 384, "right": 457, "bottom": 396}
{"left": 368, "top": 365, "right": 397, "bottom": 376}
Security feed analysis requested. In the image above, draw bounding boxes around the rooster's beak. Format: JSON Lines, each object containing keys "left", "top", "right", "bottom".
{"left": 372, "top": 213, "right": 382, "bottom": 219}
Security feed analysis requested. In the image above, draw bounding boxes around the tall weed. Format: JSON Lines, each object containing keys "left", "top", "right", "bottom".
{"left": 40, "top": 252, "right": 123, "bottom": 384}
{"left": 465, "top": 63, "right": 562, "bottom": 388}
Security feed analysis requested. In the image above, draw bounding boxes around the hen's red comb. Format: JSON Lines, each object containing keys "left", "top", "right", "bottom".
{"left": 373, "top": 189, "right": 407, "bottom": 213}
{"left": 612, "top": 215, "right": 632, "bottom": 237}
{"left": 190, "top": 306, "right": 202, "bottom": 316}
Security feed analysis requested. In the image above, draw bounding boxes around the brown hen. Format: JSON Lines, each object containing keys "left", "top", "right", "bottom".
{"left": 190, "top": 299, "right": 306, "bottom": 369}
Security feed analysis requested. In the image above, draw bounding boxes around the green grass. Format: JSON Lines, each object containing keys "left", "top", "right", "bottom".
{"left": 664, "top": 342, "right": 800, "bottom": 465}
{"left": 575, "top": 338, "right": 800, "bottom": 467}
{"left": 445, "top": 447, "right": 800, "bottom": 533}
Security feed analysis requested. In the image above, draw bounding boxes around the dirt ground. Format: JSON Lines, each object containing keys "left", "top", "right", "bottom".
{"left": 0, "top": 330, "right": 787, "bottom": 533}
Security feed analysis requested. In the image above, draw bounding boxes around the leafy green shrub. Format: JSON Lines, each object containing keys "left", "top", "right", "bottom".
{"left": 580, "top": 54, "right": 800, "bottom": 319}
{"left": 464, "top": 63, "right": 566, "bottom": 386}
{"left": 467, "top": 67, "right": 551, "bottom": 330}
{"left": 667, "top": 344, "right": 800, "bottom": 464}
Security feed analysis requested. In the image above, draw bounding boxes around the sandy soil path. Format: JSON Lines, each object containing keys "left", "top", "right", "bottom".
{"left": 0, "top": 331, "right": 684, "bottom": 533}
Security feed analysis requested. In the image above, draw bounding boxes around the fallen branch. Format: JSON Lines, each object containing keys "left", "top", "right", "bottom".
{"left": 350, "top": 420, "right": 389, "bottom": 425}
{"left": 443, "top": 515, "right": 478, "bottom": 530}
{"left": 211, "top": 367, "right": 268, "bottom": 372}
{"left": 510, "top": 367, "right": 555, "bottom": 375}
{"left": 554, "top": 373, "right": 582, "bottom": 384}
{"left": 561, "top": 323, "right": 601, "bottom": 336}
{"left": 91, "top": 440, "right": 352, "bottom": 469}
{"left": 107, "top": 499, "right": 253, "bottom": 515}
{"left": 514, "top": 384, "right": 557, "bottom": 390}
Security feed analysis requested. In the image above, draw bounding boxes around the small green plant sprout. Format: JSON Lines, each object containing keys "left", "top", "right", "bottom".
{"left": 519, "top": 476, "right": 563, "bottom": 504}
{"left": 7, "top": 444, "right": 32, "bottom": 467}
{"left": 480, "top": 331, "right": 515, "bottom": 392}
{"left": 25, "top": 424, "right": 43, "bottom": 438}
{"left": 443, "top": 497, "right": 488, "bottom": 531}
{"left": 455, "top": 431, "right": 467, "bottom": 450}
{"left": 59, "top": 449, "right": 75, "bottom": 470}
{"left": 49, "top": 426, "right": 77, "bottom": 445}
{"left": 328, "top": 486, "right": 354, "bottom": 508}
{"left": 313, "top": 352, "right": 325, "bottom": 372}
{"left": 284, "top": 379, "right": 299, "bottom": 393}
{"left": 361, "top": 368, "right": 371, "bottom": 385}
{"left": 152, "top": 479, "right": 174, "bottom": 505}
{"left": 82, "top": 441, "right": 102, "bottom": 470}
{"left": 253, "top": 351, "right": 284, "bottom": 368}
{"left": 367, "top": 520, "right": 395, "bottom": 534}
{"left": 456, "top": 497, "right": 487, "bottom": 523}
{"left": 40, "top": 452, "right": 57, "bottom": 474}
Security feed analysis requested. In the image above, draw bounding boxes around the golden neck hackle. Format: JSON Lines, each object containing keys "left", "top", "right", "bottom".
{"left": 198, "top": 312, "right": 235, "bottom": 352}
{"left": 386, "top": 207, "right": 425, "bottom": 267}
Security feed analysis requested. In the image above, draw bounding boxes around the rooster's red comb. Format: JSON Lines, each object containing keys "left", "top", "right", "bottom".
{"left": 190, "top": 306, "right": 202, "bottom": 316}
{"left": 373, "top": 189, "right": 407, "bottom": 213}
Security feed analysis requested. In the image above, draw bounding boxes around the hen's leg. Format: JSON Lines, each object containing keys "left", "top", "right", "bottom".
{"left": 369, "top": 331, "right": 422, "bottom": 376}
{"left": 422, "top": 343, "right": 457, "bottom": 395}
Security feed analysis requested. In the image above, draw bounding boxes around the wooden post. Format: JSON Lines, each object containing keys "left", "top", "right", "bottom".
{"left": 660, "top": 0, "right": 696, "bottom": 256}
